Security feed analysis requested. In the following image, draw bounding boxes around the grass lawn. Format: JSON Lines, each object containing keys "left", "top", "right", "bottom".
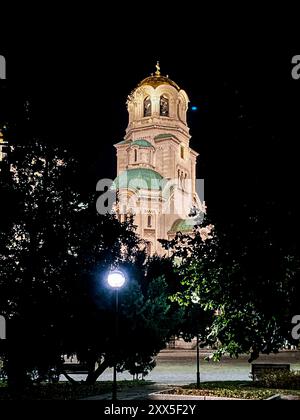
{"left": 0, "top": 380, "right": 151, "bottom": 400}
{"left": 164, "top": 381, "right": 300, "bottom": 400}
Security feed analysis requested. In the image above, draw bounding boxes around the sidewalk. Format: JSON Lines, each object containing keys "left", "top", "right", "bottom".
{"left": 82, "top": 384, "right": 171, "bottom": 400}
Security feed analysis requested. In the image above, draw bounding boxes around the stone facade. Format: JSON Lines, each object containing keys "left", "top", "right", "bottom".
{"left": 113, "top": 64, "right": 202, "bottom": 255}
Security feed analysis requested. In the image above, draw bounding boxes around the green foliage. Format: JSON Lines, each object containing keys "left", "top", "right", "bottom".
{"left": 160, "top": 208, "right": 300, "bottom": 362}
{"left": 257, "top": 370, "right": 300, "bottom": 390}
{"left": 168, "top": 382, "right": 275, "bottom": 400}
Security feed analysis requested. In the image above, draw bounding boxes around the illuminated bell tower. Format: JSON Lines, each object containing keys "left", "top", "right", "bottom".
{"left": 113, "top": 63, "right": 201, "bottom": 255}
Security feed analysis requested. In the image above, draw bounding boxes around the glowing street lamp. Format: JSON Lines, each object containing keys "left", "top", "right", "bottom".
{"left": 107, "top": 271, "right": 126, "bottom": 289}
{"left": 191, "top": 292, "right": 201, "bottom": 388}
{"left": 107, "top": 269, "right": 126, "bottom": 400}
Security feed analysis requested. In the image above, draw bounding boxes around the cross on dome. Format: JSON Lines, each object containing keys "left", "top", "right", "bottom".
{"left": 155, "top": 61, "right": 161, "bottom": 76}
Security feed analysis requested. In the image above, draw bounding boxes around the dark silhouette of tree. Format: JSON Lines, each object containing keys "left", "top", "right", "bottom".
{"left": 161, "top": 209, "right": 300, "bottom": 363}
{"left": 0, "top": 140, "right": 182, "bottom": 388}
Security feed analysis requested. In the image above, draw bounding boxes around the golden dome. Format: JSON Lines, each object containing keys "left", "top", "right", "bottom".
{"left": 136, "top": 61, "right": 180, "bottom": 91}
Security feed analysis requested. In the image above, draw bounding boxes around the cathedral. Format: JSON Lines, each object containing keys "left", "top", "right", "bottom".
{"left": 113, "top": 63, "right": 203, "bottom": 255}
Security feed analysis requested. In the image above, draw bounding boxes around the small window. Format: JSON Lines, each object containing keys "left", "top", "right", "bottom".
{"left": 180, "top": 146, "right": 184, "bottom": 159}
{"left": 147, "top": 215, "right": 152, "bottom": 227}
{"left": 160, "top": 95, "right": 169, "bottom": 116}
{"left": 134, "top": 149, "right": 137, "bottom": 162}
{"left": 144, "top": 96, "right": 152, "bottom": 117}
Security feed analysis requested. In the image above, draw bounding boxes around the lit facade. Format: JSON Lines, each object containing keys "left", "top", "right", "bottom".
{"left": 113, "top": 64, "right": 202, "bottom": 255}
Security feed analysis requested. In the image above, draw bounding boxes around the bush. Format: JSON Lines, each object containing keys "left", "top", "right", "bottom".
{"left": 258, "top": 370, "right": 300, "bottom": 390}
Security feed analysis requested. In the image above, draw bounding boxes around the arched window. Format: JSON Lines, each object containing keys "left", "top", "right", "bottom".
{"left": 160, "top": 95, "right": 169, "bottom": 116}
{"left": 134, "top": 149, "right": 137, "bottom": 162}
{"left": 147, "top": 215, "right": 152, "bottom": 227}
{"left": 144, "top": 96, "right": 152, "bottom": 117}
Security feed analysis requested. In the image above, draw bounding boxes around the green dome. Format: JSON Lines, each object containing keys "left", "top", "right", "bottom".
{"left": 115, "top": 140, "right": 130, "bottom": 146}
{"left": 131, "top": 139, "right": 153, "bottom": 148}
{"left": 112, "top": 168, "right": 164, "bottom": 191}
{"left": 170, "top": 218, "right": 196, "bottom": 233}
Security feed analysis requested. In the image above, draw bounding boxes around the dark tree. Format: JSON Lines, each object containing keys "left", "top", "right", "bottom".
{"left": 161, "top": 209, "right": 300, "bottom": 362}
{"left": 0, "top": 139, "right": 183, "bottom": 387}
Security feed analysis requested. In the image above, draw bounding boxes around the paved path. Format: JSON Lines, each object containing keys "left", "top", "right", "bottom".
{"left": 82, "top": 384, "right": 170, "bottom": 400}
{"left": 279, "top": 394, "right": 300, "bottom": 400}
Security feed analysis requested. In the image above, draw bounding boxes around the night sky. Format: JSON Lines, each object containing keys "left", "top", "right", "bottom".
{"left": 1, "top": 30, "right": 299, "bottom": 243}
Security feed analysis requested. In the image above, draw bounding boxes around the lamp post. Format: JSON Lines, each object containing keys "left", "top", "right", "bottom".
{"left": 191, "top": 292, "right": 201, "bottom": 388}
{"left": 196, "top": 333, "right": 200, "bottom": 388}
{"left": 107, "top": 269, "right": 126, "bottom": 401}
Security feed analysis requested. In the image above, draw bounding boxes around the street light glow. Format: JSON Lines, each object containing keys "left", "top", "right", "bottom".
{"left": 191, "top": 292, "right": 200, "bottom": 304}
{"left": 107, "top": 270, "right": 126, "bottom": 288}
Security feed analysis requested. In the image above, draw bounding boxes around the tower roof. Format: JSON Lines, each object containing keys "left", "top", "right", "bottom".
{"left": 112, "top": 168, "right": 163, "bottom": 191}
{"left": 169, "top": 218, "right": 196, "bottom": 233}
{"left": 131, "top": 139, "right": 153, "bottom": 148}
{"left": 136, "top": 61, "right": 180, "bottom": 91}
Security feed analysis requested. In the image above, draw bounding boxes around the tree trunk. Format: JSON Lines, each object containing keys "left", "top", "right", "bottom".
{"left": 6, "top": 320, "right": 28, "bottom": 392}
{"left": 85, "top": 358, "right": 110, "bottom": 384}
{"left": 249, "top": 347, "right": 259, "bottom": 363}
{"left": 7, "top": 355, "right": 28, "bottom": 392}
